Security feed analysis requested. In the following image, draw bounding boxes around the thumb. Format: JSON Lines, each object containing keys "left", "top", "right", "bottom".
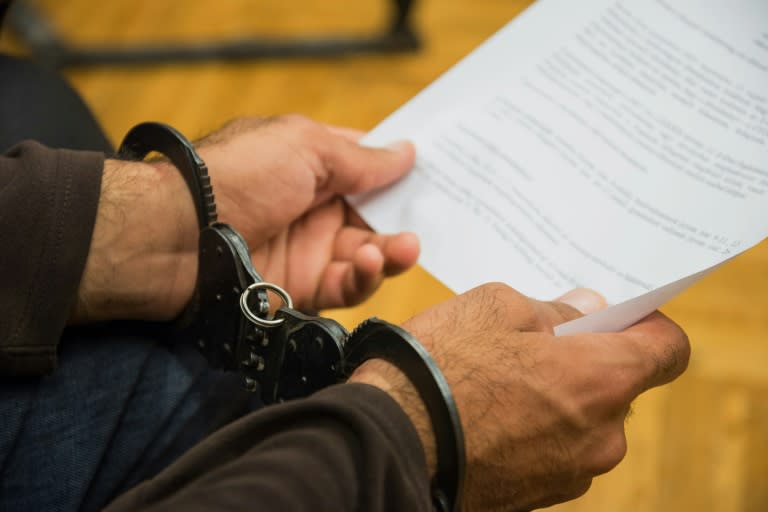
{"left": 530, "top": 288, "right": 607, "bottom": 331}
{"left": 556, "top": 288, "right": 608, "bottom": 315}
{"left": 320, "top": 135, "right": 416, "bottom": 195}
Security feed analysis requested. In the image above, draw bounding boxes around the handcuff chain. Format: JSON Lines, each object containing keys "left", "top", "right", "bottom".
{"left": 239, "top": 281, "right": 294, "bottom": 327}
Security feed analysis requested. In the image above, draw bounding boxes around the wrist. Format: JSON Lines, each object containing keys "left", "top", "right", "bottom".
{"left": 348, "top": 358, "right": 438, "bottom": 477}
{"left": 72, "top": 158, "right": 198, "bottom": 322}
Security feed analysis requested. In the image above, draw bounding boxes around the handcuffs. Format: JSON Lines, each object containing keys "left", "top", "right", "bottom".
{"left": 117, "top": 122, "right": 464, "bottom": 512}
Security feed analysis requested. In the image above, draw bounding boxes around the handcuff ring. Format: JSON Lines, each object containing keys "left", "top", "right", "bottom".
{"left": 240, "top": 282, "right": 294, "bottom": 327}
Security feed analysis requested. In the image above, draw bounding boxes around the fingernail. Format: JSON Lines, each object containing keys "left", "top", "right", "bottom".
{"left": 556, "top": 288, "right": 607, "bottom": 315}
{"left": 387, "top": 140, "right": 412, "bottom": 151}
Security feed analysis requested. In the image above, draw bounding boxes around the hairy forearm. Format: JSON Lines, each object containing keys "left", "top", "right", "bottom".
{"left": 71, "top": 159, "right": 197, "bottom": 323}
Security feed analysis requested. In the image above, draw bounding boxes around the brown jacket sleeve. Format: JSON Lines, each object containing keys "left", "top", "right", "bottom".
{"left": 0, "top": 141, "right": 103, "bottom": 376}
{"left": 106, "top": 383, "right": 431, "bottom": 512}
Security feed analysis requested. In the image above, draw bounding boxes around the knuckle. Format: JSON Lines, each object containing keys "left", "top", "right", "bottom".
{"left": 465, "top": 282, "right": 508, "bottom": 307}
{"left": 277, "top": 112, "right": 307, "bottom": 124}
{"left": 605, "top": 364, "right": 640, "bottom": 405}
{"left": 572, "top": 478, "right": 594, "bottom": 499}
{"left": 224, "top": 116, "right": 263, "bottom": 131}
{"left": 220, "top": 116, "right": 275, "bottom": 138}
{"left": 643, "top": 331, "right": 691, "bottom": 388}
{"left": 461, "top": 282, "right": 538, "bottom": 333}
{"left": 560, "top": 478, "right": 594, "bottom": 502}
{"left": 599, "top": 342, "right": 651, "bottom": 401}
{"left": 476, "top": 281, "right": 511, "bottom": 295}
{"left": 222, "top": 115, "right": 247, "bottom": 127}
{"left": 277, "top": 113, "right": 316, "bottom": 132}
{"left": 651, "top": 315, "right": 692, "bottom": 380}
{"left": 531, "top": 478, "right": 593, "bottom": 510}
{"left": 586, "top": 430, "right": 628, "bottom": 475}
{"left": 482, "top": 282, "right": 540, "bottom": 329}
{"left": 674, "top": 325, "right": 692, "bottom": 372}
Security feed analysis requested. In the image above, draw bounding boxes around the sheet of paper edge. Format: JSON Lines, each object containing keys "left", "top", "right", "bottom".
{"left": 554, "top": 263, "right": 726, "bottom": 335}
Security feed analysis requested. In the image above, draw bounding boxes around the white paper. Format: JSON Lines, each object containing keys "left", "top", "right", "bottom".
{"left": 351, "top": 0, "right": 768, "bottom": 333}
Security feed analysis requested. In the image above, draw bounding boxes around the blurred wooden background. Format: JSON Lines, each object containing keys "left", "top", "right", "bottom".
{"left": 2, "top": 1, "right": 766, "bottom": 510}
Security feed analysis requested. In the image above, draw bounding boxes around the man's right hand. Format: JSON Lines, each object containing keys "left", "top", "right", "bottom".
{"left": 72, "top": 116, "right": 418, "bottom": 324}
{"left": 349, "top": 283, "right": 690, "bottom": 511}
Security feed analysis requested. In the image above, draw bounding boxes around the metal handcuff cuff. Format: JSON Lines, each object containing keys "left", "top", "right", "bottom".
{"left": 117, "top": 122, "right": 465, "bottom": 512}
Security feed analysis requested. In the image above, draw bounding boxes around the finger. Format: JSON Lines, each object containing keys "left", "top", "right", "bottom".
{"left": 616, "top": 311, "right": 691, "bottom": 393}
{"left": 556, "top": 288, "right": 608, "bottom": 315}
{"left": 529, "top": 299, "right": 586, "bottom": 331}
{"left": 555, "top": 312, "right": 689, "bottom": 407}
{"left": 322, "top": 124, "right": 367, "bottom": 142}
{"left": 270, "top": 115, "right": 414, "bottom": 196}
{"left": 339, "top": 208, "right": 420, "bottom": 273}
{"left": 319, "top": 134, "right": 416, "bottom": 195}
{"left": 314, "top": 244, "right": 385, "bottom": 308}
{"left": 333, "top": 226, "right": 420, "bottom": 276}
{"left": 524, "top": 288, "right": 606, "bottom": 332}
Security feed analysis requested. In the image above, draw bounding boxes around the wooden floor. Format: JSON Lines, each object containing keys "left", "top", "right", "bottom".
{"left": 3, "top": 1, "right": 766, "bottom": 510}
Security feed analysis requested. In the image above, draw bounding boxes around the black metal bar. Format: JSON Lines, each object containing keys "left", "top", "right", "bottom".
{"left": 7, "top": 0, "right": 420, "bottom": 68}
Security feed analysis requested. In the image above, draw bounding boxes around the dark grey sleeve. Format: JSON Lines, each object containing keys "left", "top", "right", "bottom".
{"left": 0, "top": 141, "right": 103, "bottom": 376}
{"left": 105, "top": 383, "right": 432, "bottom": 512}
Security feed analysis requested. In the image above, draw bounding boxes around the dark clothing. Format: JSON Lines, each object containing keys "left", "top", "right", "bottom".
{"left": 0, "top": 49, "right": 429, "bottom": 511}
{"left": 0, "top": 55, "right": 113, "bottom": 154}
{"left": 0, "top": 323, "right": 264, "bottom": 512}
{"left": 0, "top": 140, "right": 103, "bottom": 376}
{"left": 106, "top": 383, "right": 430, "bottom": 512}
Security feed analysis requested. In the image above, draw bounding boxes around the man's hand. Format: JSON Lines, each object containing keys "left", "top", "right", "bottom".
{"left": 72, "top": 115, "right": 419, "bottom": 322}
{"left": 197, "top": 116, "right": 418, "bottom": 311}
{"left": 350, "top": 284, "right": 690, "bottom": 511}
